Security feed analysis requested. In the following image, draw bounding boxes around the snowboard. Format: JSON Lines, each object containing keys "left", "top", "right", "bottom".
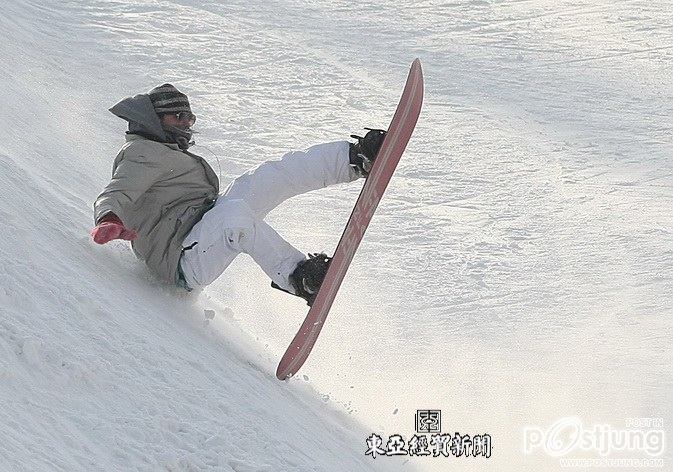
{"left": 276, "top": 59, "right": 424, "bottom": 380}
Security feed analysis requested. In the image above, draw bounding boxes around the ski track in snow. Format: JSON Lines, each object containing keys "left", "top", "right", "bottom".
{"left": 1, "top": 0, "right": 672, "bottom": 471}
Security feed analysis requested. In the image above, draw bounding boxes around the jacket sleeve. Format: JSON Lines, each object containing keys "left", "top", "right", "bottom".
{"left": 93, "top": 151, "right": 166, "bottom": 225}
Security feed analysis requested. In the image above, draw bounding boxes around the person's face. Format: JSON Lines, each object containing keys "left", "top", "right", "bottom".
{"left": 160, "top": 112, "right": 196, "bottom": 130}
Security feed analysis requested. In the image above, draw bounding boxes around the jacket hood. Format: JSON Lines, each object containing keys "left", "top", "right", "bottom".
{"left": 109, "top": 94, "right": 169, "bottom": 142}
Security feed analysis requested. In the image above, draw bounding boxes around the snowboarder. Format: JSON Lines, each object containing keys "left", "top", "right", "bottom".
{"left": 91, "top": 84, "right": 385, "bottom": 305}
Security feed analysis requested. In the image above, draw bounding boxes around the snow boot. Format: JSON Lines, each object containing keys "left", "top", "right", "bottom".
{"left": 271, "top": 253, "right": 332, "bottom": 306}
{"left": 349, "top": 128, "right": 387, "bottom": 178}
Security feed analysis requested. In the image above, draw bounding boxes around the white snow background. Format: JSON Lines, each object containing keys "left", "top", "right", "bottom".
{"left": 1, "top": 0, "right": 672, "bottom": 471}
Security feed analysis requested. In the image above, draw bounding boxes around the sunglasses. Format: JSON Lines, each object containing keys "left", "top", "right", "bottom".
{"left": 164, "top": 112, "right": 196, "bottom": 126}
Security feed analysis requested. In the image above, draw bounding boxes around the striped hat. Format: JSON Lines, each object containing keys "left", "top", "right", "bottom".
{"left": 148, "top": 83, "right": 192, "bottom": 115}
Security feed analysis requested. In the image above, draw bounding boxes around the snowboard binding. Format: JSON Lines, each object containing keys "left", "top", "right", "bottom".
{"left": 349, "top": 128, "right": 387, "bottom": 178}
{"left": 272, "top": 253, "right": 332, "bottom": 306}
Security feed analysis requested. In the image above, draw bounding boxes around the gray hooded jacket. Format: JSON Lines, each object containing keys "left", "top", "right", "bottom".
{"left": 94, "top": 94, "right": 219, "bottom": 284}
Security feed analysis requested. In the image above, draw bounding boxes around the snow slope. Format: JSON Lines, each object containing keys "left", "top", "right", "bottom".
{"left": 0, "top": 1, "right": 413, "bottom": 471}
{"left": 1, "top": 0, "right": 672, "bottom": 471}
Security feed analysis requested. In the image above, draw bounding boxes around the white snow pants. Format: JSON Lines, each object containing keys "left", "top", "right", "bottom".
{"left": 179, "top": 141, "right": 356, "bottom": 292}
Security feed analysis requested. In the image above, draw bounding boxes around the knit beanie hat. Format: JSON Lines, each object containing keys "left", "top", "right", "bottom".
{"left": 148, "top": 84, "right": 192, "bottom": 115}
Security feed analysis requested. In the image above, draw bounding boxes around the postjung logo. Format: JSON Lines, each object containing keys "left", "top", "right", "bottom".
{"left": 365, "top": 409, "right": 491, "bottom": 460}
{"left": 416, "top": 410, "right": 441, "bottom": 434}
{"left": 523, "top": 417, "right": 665, "bottom": 468}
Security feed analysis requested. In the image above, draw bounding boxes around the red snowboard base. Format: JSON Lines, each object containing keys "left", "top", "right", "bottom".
{"left": 276, "top": 59, "right": 425, "bottom": 380}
